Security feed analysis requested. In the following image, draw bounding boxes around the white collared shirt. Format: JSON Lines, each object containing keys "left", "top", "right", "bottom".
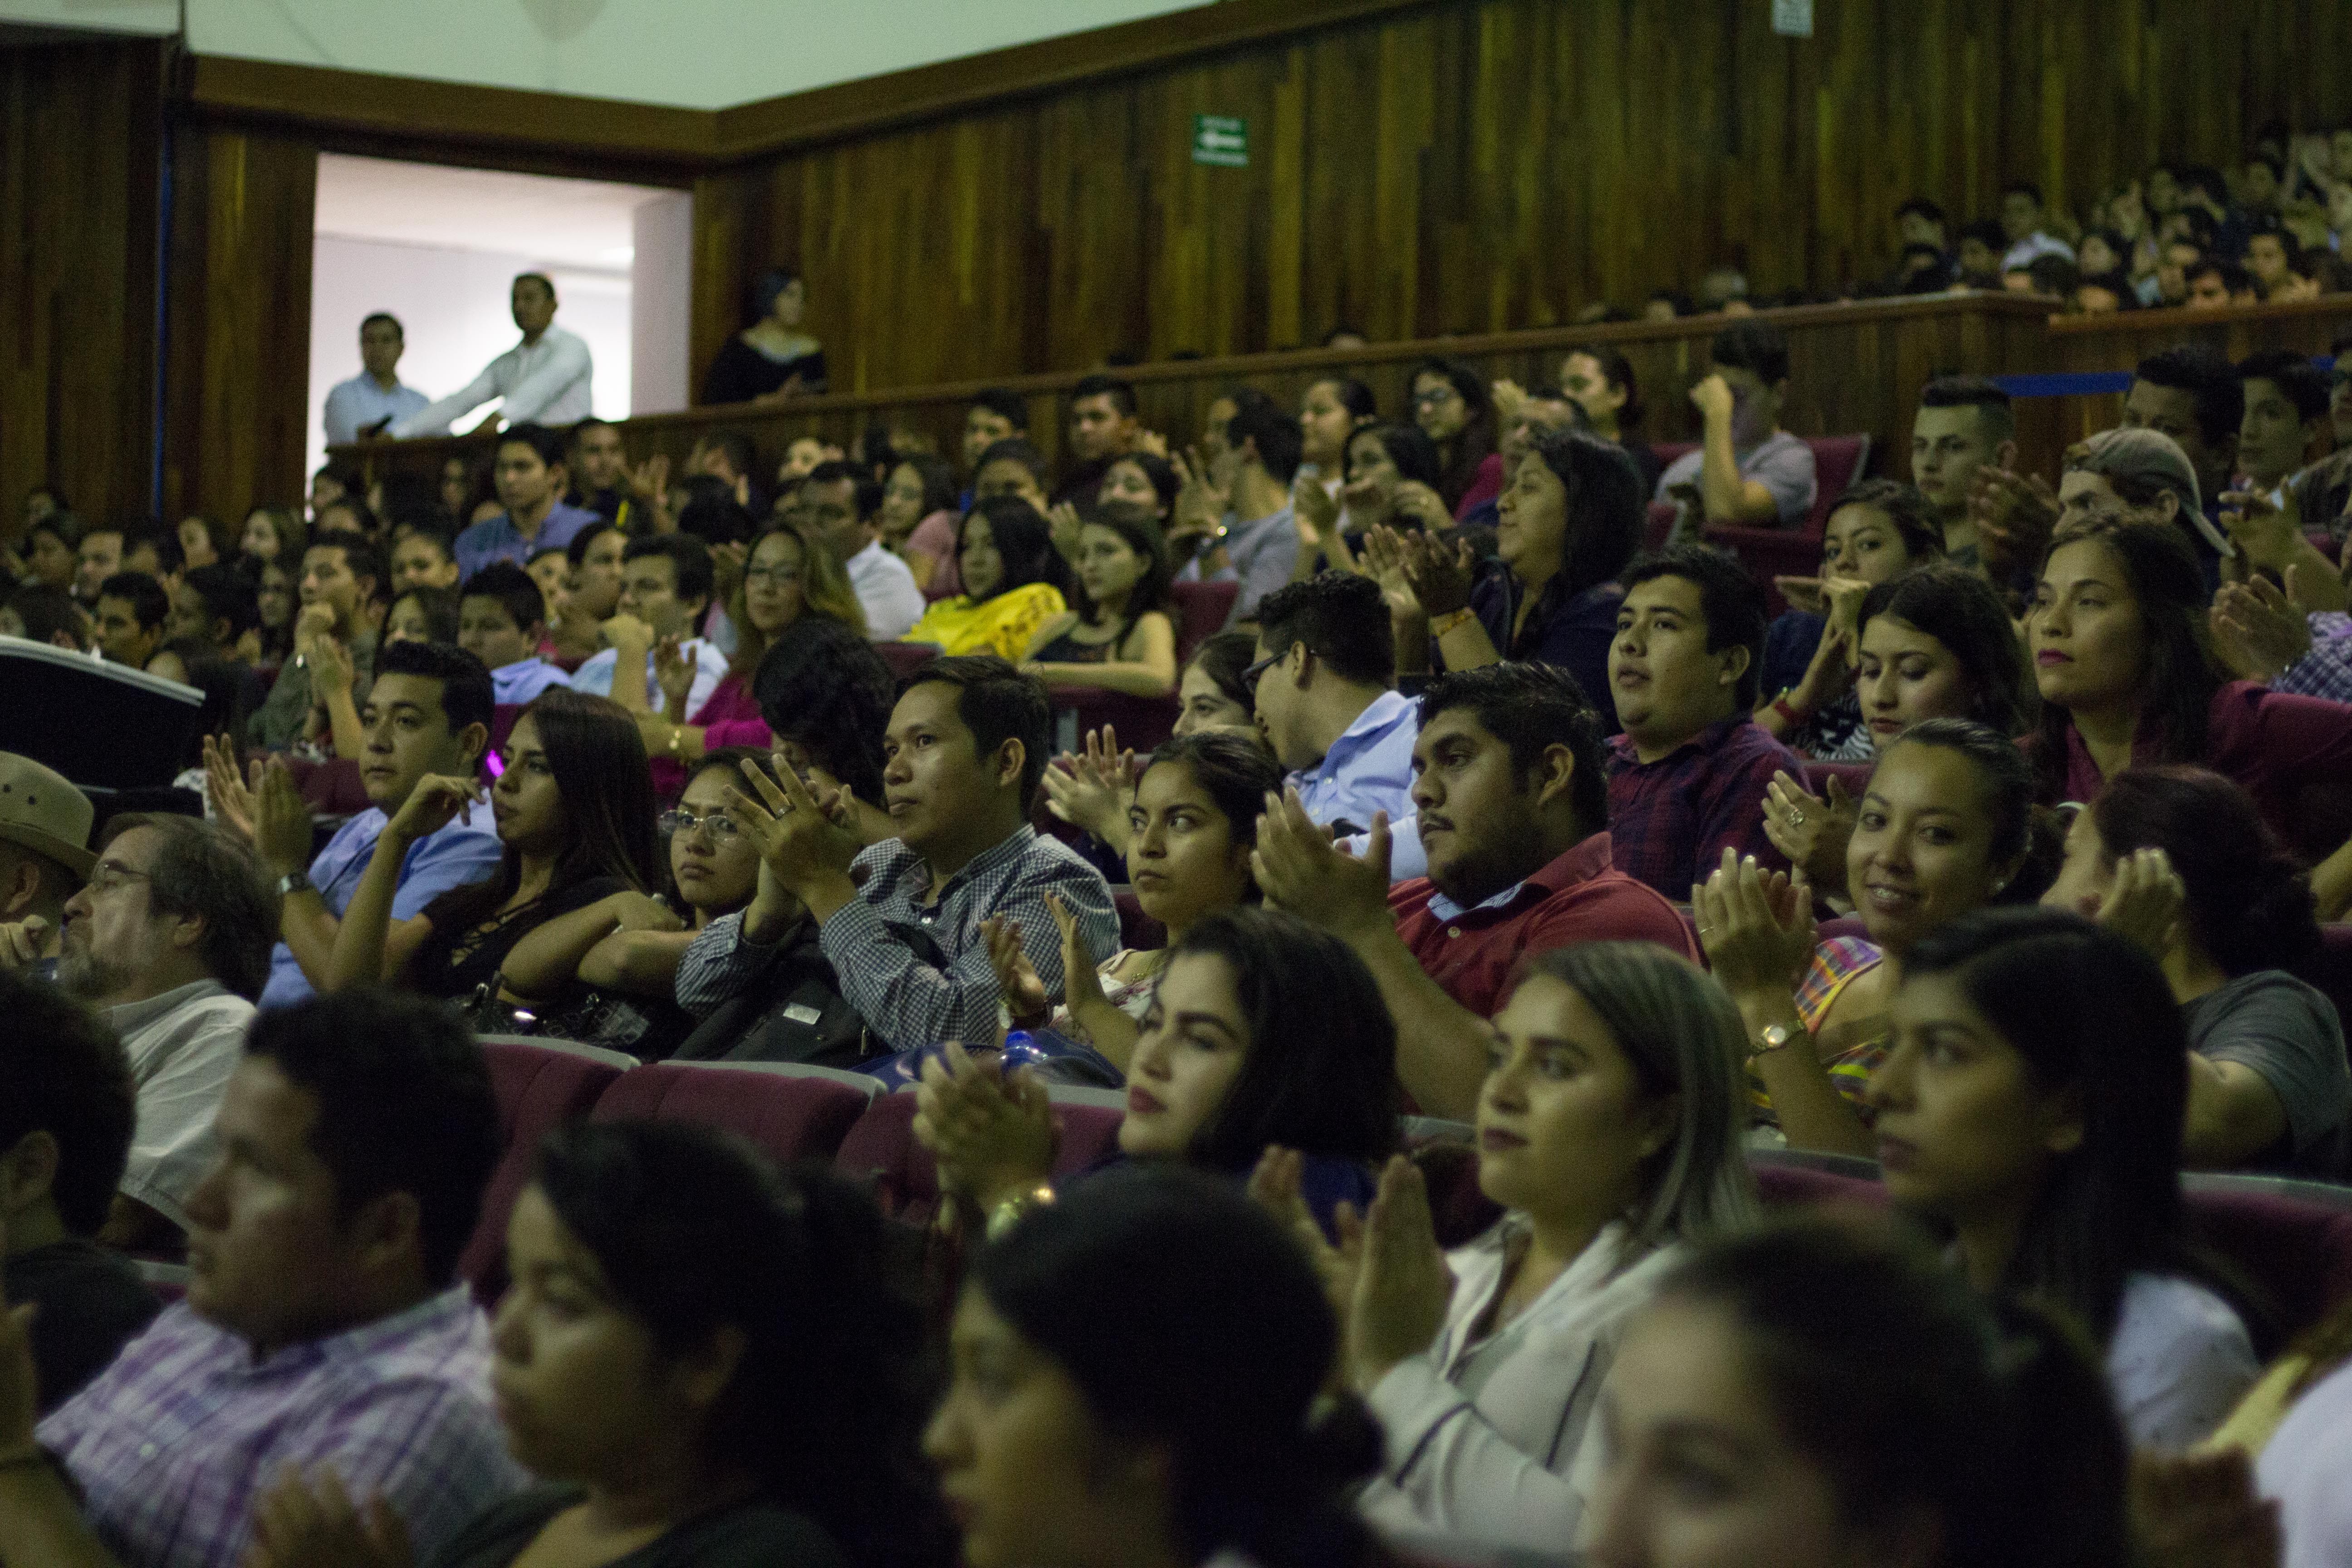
{"left": 391, "top": 323, "right": 594, "bottom": 437}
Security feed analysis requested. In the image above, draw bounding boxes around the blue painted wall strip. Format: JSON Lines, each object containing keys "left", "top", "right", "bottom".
{"left": 1994, "top": 357, "right": 2336, "bottom": 401}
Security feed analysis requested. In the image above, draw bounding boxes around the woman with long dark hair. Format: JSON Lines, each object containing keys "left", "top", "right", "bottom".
{"left": 1585, "top": 1219, "right": 2131, "bottom": 1568}
{"left": 1019, "top": 506, "right": 1177, "bottom": 697}
{"left": 323, "top": 688, "right": 659, "bottom": 1009}
{"left": 1865, "top": 905, "right": 2260, "bottom": 1447}
{"left": 250, "top": 1121, "right": 948, "bottom": 1568}
{"left": 2044, "top": 765, "right": 2347, "bottom": 1175}
{"left": 928, "top": 1166, "right": 1384, "bottom": 1568}
{"left": 903, "top": 498, "right": 1073, "bottom": 660}
{"left": 920, "top": 906, "right": 1397, "bottom": 1234}
{"left": 701, "top": 267, "right": 826, "bottom": 404}
{"left": 1411, "top": 358, "right": 1503, "bottom": 517}
{"left": 882, "top": 451, "right": 966, "bottom": 598}
{"left": 1558, "top": 343, "right": 1661, "bottom": 497}
{"left": 2028, "top": 515, "right": 2352, "bottom": 857}
{"left": 1376, "top": 426, "right": 1645, "bottom": 733}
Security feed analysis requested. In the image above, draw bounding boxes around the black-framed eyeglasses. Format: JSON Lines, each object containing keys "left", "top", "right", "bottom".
{"left": 1240, "top": 649, "right": 1287, "bottom": 695}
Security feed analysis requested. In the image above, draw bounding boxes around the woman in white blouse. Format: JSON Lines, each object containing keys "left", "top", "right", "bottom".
{"left": 1257, "top": 941, "right": 1759, "bottom": 1549}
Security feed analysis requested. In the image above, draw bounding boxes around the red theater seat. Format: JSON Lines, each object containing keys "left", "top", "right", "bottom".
{"left": 590, "top": 1059, "right": 876, "bottom": 1167}
{"left": 460, "top": 1037, "right": 637, "bottom": 1295}
{"left": 1169, "top": 579, "right": 1239, "bottom": 662}
{"left": 876, "top": 642, "right": 941, "bottom": 683}
{"left": 2185, "top": 1176, "right": 2352, "bottom": 1339}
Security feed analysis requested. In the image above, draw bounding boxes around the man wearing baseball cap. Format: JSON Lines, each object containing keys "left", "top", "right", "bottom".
{"left": 2057, "top": 427, "right": 2235, "bottom": 587}
{"left": 0, "top": 752, "right": 95, "bottom": 975}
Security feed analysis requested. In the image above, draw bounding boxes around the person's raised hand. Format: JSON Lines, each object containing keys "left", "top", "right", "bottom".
{"left": 2092, "top": 845, "right": 2185, "bottom": 962}
{"left": 1347, "top": 1154, "right": 1455, "bottom": 1389}
{"left": 1168, "top": 446, "right": 1229, "bottom": 548}
{"left": 2130, "top": 1448, "right": 2281, "bottom": 1568}
{"left": 0, "top": 916, "right": 49, "bottom": 972}
{"left": 1249, "top": 1146, "right": 1356, "bottom": 1312}
{"left": 1391, "top": 480, "right": 1452, "bottom": 534}
{"left": 1293, "top": 469, "right": 1341, "bottom": 547}
{"left": 722, "top": 752, "right": 861, "bottom": 898}
{"left": 982, "top": 915, "right": 1051, "bottom": 1028}
{"left": 913, "top": 1040, "right": 1055, "bottom": 1210}
{"left": 708, "top": 540, "right": 748, "bottom": 608}
{"left": 1819, "top": 574, "right": 1871, "bottom": 643}
{"left": 2219, "top": 487, "right": 2304, "bottom": 575}
{"left": 1044, "top": 891, "right": 1105, "bottom": 1016}
{"left": 1250, "top": 791, "right": 1394, "bottom": 939}
{"left": 254, "top": 757, "right": 317, "bottom": 878}
{"left": 1399, "top": 529, "right": 1477, "bottom": 617}
{"left": 1970, "top": 466, "right": 2058, "bottom": 579}
{"left": 2210, "top": 577, "right": 2313, "bottom": 681}
{"left": 1489, "top": 378, "right": 1528, "bottom": 426}
{"left": 1359, "top": 525, "right": 1427, "bottom": 628}
{"left": 1785, "top": 616, "right": 1860, "bottom": 716}
{"left": 599, "top": 612, "right": 655, "bottom": 654}
{"left": 308, "top": 635, "right": 354, "bottom": 698}
{"left": 1689, "top": 373, "right": 1736, "bottom": 424}
{"left": 386, "top": 774, "right": 482, "bottom": 848}
{"left": 1692, "top": 848, "right": 1818, "bottom": 1000}
{"left": 652, "top": 634, "right": 695, "bottom": 712}
{"left": 1132, "top": 428, "right": 1169, "bottom": 459}
{"left": 628, "top": 452, "right": 671, "bottom": 504}
{"left": 242, "top": 1465, "right": 414, "bottom": 1568}
{"left": 203, "top": 733, "right": 260, "bottom": 843}
{"left": 1761, "top": 770, "right": 1856, "bottom": 898}
{"left": 1047, "top": 502, "right": 1085, "bottom": 564}
{"left": 1773, "top": 575, "right": 1828, "bottom": 617}
{"left": 294, "top": 603, "right": 338, "bottom": 659}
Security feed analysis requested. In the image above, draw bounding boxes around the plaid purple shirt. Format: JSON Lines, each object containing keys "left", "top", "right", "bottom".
{"left": 2274, "top": 613, "right": 2352, "bottom": 706}
{"left": 37, "top": 1286, "right": 523, "bottom": 1568}
{"left": 1606, "top": 714, "right": 1797, "bottom": 898}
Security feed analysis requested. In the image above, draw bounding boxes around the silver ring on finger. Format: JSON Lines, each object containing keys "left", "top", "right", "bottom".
{"left": 1788, "top": 809, "right": 1807, "bottom": 826}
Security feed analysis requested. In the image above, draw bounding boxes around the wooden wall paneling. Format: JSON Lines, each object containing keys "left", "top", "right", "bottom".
{"left": 0, "top": 39, "right": 165, "bottom": 532}
{"left": 161, "top": 130, "right": 317, "bottom": 521}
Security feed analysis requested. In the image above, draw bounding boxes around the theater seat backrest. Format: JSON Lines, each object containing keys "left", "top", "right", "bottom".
{"left": 876, "top": 642, "right": 941, "bottom": 683}
{"left": 834, "top": 1093, "right": 1127, "bottom": 1230}
{"left": 589, "top": 1060, "right": 875, "bottom": 1167}
{"left": 1749, "top": 1160, "right": 1888, "bottom": 1212}
{"left": 1169, "top": 579, "right": 1240, "bottom": 660}
{"left": 2185, "top": 1179, "right": 2352, "bottom": 1339}
{"left": 1803, "top": 435, "right": 1872, "bottom": 535}
{"left": 1113, "top": 890, "right": 1166, "bottom": 953}
{"left": 461, "top": 1037, "right": 636, "bottom": 1295}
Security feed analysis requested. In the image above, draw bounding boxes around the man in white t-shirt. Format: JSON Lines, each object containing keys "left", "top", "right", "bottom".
{"left": 799, "top": 460, "right": 925, "bottom": 640}
{"left": 567, "top": 534, "right": 728, "bottom": 715}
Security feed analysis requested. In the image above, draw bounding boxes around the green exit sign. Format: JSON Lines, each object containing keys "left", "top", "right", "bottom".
{"left": 1192, "top": 114, "right": 1248, "bottom": 168}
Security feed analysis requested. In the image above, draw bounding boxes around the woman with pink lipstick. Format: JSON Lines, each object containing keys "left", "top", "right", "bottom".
{"left": 1295, "top": 942, "right": 1758, "bottom": 1551}
{"left": 919, "top": 906, "right": 1396, "bottom": 1238}
{"left": 1699, "top": 719, "right": 2047, "bottom": 1157}
{"left": 1763, "top": 564, "right": 2033, "bottom": 898}
{"left": 245, "top": 1121, "right": 947, "bottom": 1568}
{"left": 2027, "top": 515, "right": 2352, "bottom": 859}
{"left": 1863, "top": 906, "right": 2259, "bottom": 1449}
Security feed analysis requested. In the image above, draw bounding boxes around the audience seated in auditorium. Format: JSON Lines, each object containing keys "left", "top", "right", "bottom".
{"left": 72, "top": 523, "right": 123, "bottom": 608}
{"left": 1173, "top": 391, "right": 1304, "bottom": 626}
{"left": 1702, "top": 720, "right": 2042, "bottom": 1156}
{"left": 322, "top": 312, "right": 432, "bottom": 444}
{"left": 457, "top": 562, "right": 570, "bottom": 707}
{"left": 1605, "top": 547, "right": 1796, "bottom": 897}
{"left": 2122, "top": 346, "right": 2244, "bottom": 554}
{"left": 1094, "top": 449, "right": 1178, "bottom": 534}
{"left": 1411, "top": 359, "right": 1504, "bottom": 519}
{"left": 1294, "top": 422, "right": 1446, "bottom": 576}
{"left": 904, "top": 498, "right": 1074, "bottom": 660}
{"left": 12, "top": 512, "right": 80, "bottom": 594}
{"left": 702, "top": 267, "right": 827, "bottom": 406}
{"left": 1584, "top": 1219, "right": 2132, "bottom": 1568}
{"left": 959, "top": 389, "right": 1029, "bottom": 491}
{"left": 2045, "top": 766, "right": 2347, "bottom": 1177}
{"left": 879, "top": 450, "right": 964, "bottom": 598}
{"left": 55, "top": 814, "right": 274, "bottom": 1250}
{"left": 392, "top": 272, "right": 593, "bottom": 438}
{"left": 969, "top": 437, "right": 1054, "bottom": 518}
{"left": 1559, "top": 344, "right": 1663, "bottom": 498}
{"left": 1911, "top": 375, "right": 2019, "bottom": 571}
{"left": 0, "top": 752, "right": 91, "bottom": 969}
{"left": 542, "top": 521, "right": 625, "bottom": 666}
{"left": 1017, "top": 504, "right": 1176, "bottom": 696}
{"left": 991, "top": 730, "right": 1280, "bottom": 1078}
{"left": 683, "top": 656, "right": 1117, "bottom": 1053}
{"left": 928, "top": 1167, "right": 1383, "bottom": 1568}
{"left": 168, "top": 564, "right": 261, "bottom": 665}
{"left": 0, "top": 972, "right": 157, "bottom": 1414}
{"left": 382, "top": 584, "right": 460, "bottom": 648}
{"left": 799, "top": 460, "right": 926, "bottom": 642}
{"left": 1251, "top": 573, "right": 1416, "bottom": 836}
{"left": 172, "top": 515, "right": 229, "bottom": 574}
{"left": 90, "top": 573, "right": 165, "bottom": 670}
{"left": 1256, "top": 664, "right": 1697, "bottom": 1118}
{"left": 1754, "top": 481, "right": 1949, "bottom": 761}
{"left": 1380, "top": 426, "right": 1646, "bottom": 736}
{"left": 322, "top": 689, "right": 657, "bottom": 1007}
{"left": 454, "top": 424, "right": 602, "bottom": 582}
{"left": 563, "top": 416, "right": 633, "bottom": 525}
{"left": 642, "top": 523, "right": 867, "bottom": 796}
{"left": 389, "top": 526, "right": 461, "bottom": 596}
{"left": 2235, "top": 348, "right": 2332, "bottom": 504}
{"left": 1285, "top": 941, "right": 1758, "bottom": 1548}
{"left": 1296, "top": 375, "right": 1378, "bottom": 502}
{"left": 249, "top": 535, "right": 384, "bottom": 749}
{"left": 921, "top": 906, "right": 1396, "bottom": 1230}
{"left": 1054, "top": 373, "right": 1142, "bottom": 507}
{"left": 570, "top": 534, "right": 730, "bottom": 718}
{"left": 2029, "top": 516, "right": 2352, "bottom": 859}
{"left": 12, "top": 990, "right": 520, "bottom": 1568}
{"left": 1655, "top": 318, "right": 1818, "bottom": 531}
{"left": 255, "top": 1122, "right": 943, "bottom": 1568}
{"left": 1866, "top": 906, "right": 2259, "bottom": 1448}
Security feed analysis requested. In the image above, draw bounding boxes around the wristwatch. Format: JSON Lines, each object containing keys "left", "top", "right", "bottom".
{"left": 276, "top": 870, "right": 314, "bottom": 898}
{"left": 1749, "top": 1021, "right": 1798, "bottom": 1063}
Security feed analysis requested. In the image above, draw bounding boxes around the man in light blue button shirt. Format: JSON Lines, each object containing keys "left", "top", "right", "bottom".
{"left": 1249, "top": 573, "right": 1418, "bottom": 835}
{"left": 222, "top": 641, "right": 506, "bottom": 1009}
{"left": 321, "top": 313, "right": 436, "bottom": 446}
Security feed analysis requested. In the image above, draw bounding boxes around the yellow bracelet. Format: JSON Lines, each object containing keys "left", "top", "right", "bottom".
{"left": 1430, "top": 607, "right": 1479, "bottom": 637}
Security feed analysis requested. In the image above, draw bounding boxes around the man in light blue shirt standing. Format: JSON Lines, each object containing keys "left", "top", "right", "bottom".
{"left": 322, "top": 313, "right": 435, "bottom": 446}
{"left": 210, "top": 641, "right": 506, "bottom": 1009}
{"left": 1248, "top": 573, "right": 1418, "bottom": 836}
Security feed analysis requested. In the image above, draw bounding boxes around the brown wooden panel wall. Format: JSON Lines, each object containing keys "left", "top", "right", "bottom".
{"left": 159, "top": 130, "right": 320, "bottom": 523}
{"left": 696, "top": 0, "right": 2352, "bottom": 403}
{"left": 0, "top": 40, "right": 166, "bottom": 533}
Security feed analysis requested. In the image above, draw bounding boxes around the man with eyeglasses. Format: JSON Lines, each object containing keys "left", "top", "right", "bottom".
{"left": 53, "top": 814, "right": 275, "bottom": 1252}
{"left": 205, "top": 640, "right": 503, "bottom": 1012}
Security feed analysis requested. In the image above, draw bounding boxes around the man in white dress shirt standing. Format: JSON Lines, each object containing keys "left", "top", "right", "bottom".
{"left": 390, "top": 273, "right": 594, "bottom": 439}
{"left": 323, "top": 314, "right": 434, "bottom": 445}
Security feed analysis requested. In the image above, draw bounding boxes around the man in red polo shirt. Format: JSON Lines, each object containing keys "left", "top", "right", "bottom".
{"left": 1254, "top": 662, "right": 1697, "bottom": 1120}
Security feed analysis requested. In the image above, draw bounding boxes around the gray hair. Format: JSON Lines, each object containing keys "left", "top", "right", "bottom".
{"left": 101, "top": 814, "right": 277, "bottom": 1001}
{"left": 1524, "top": 942, "right": 1761, "bottom": 1246}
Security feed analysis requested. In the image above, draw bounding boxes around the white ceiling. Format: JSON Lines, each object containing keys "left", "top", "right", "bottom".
{"left": 314, "top": 152, "right": 667, "bottom": 270}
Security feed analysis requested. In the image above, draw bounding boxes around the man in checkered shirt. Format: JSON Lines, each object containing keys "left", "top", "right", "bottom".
{"left": 0, "top": 991, "right": 523, "bottom": 1568}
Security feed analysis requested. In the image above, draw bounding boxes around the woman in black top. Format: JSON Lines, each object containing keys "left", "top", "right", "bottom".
{"left": 323, "top": 689, "right": 659, "bottom": 1008}
{"left": 246, "top": 1121, "right": 950, "bottom": 1568}
{"left": 700, "top": 269, "right": 827, "bottom": 406}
